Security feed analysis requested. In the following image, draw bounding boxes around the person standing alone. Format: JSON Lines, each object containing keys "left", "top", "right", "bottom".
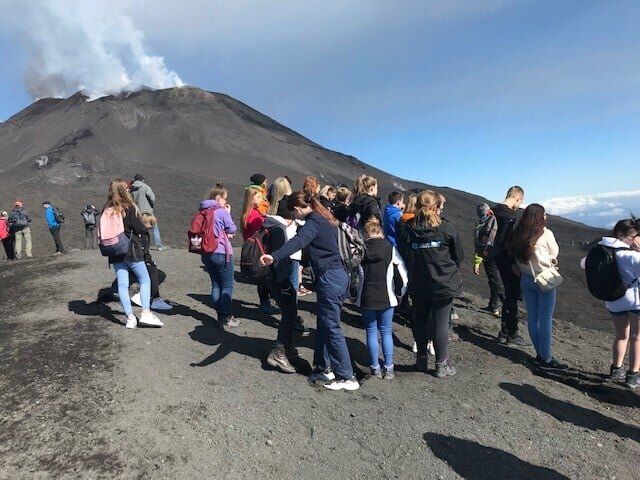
{"left": 82, "top": 204, "right": 99, "bottom": 249}
{"left": 9, "top": 201, "right": 32, "bottom": 259}
{"left": 43, "top": 201, "right": 66, "bottom": 254}
{"left": 131, "top": 174, "right": 164, "bottom": 250}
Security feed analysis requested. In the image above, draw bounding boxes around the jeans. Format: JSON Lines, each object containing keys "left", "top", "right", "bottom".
{"left": 521, "top": 273, "right": 556, "bottom": 362}
{"left": 202, "top": 253, "right": 234, "bottom": 319}
{"left": 14, "top": 227, "right": 32, "bottom": 258}
{"left": 85, "top": 225, "right": 97, "bottom": 249}
{"left": 151, "top": 223, "right": 163, "bottom": 248}
{"left": 484, "top": 259, "right": 505, "bottom": 310}
{"left": 49, "top": 226, "right": 65, "bottom": 253}
{"left": 314, "top": 268, "right": 353, "bottom": 380}
{"left": 111, "top": 265, "right": 166, "bottom": 299}
{"left": 412, "top": 296, "right": 452, "bottom": 364}
{"left": 290, "top": 259, "right": 300, "bottom": 289}
{"left": 362, "top": 308, "right": 394, "bottom": 369}
{"left": 496, "top": 255, "right": 521, "bottom": 336}
{"left": 114, "top": 261, "right": 150, "bottom": 315}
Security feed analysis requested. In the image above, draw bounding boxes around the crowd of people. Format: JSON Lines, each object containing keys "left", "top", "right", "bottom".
{"left": 4, "top": 172, "right": 640, "bottom": 392}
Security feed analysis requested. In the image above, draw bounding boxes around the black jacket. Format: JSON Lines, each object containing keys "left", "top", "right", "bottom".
{"left": 108, "top": 207, "right": 146, "bottom": 265}
{"left": 397, "top": 218, "right": 463, "bottom": 301}
{"left": 357, "top": 238, "right": 408, "bottom": 310}
{"left": 320, "top": 196, "right": 336, "bottom": 212}
{"left": 263, "top": 216, "right": 293, "bottom": 284}
{"left": 348, "top": 194, "right": 382, "bottom": 228}
{"left": 489, "top": 203, "right": 518, "bottom": 259}
{"left": 333, "top": 203, "right": 349, "bottom": 223}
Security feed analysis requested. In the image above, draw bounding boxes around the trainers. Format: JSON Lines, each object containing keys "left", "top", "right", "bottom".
{"left": 260, "top": 304, "right": 281, "bottom": 315}
{"left": 298, "top": 286, "right": 312, "bottom": 297}
{"left": 412, "top": 341, "right": 418, "bottom": 353}
{"left": 537, "top": 357, "right": 569, "bottom": 370}
{"left": 384, "top": 366, "right": 395, "bottom": 381}
{"left": 427, "top": 341, "right": 435, "bottom": 357}
{"left": 157, "top": 246, "right": 166, "bottom": 251}
{"left": 448, "top": 330, "right": 460, "bottom": 341}
{"left": 222, "top": 316, "right": 240, "bottom": 328}
{"left": 131, "top": 293, "right": 142, "bottom": 307}
{"left": 139, "top": 311, "right": 164, "bottom": 327}
{"left": 309, "top": 367, "right": 335, "bottom": 384}
{"left": 626, "top": 371, "right": 640, "bottom": 389}
{"left": 610, "top": 364, "right": 626, "bottom": 382}
{"left": 371, "top": 367, "right": 383, "bottom": 379}
{"left": 435, "top": 361, "right": 457, "bottom": 378}
{"left": 491, "top": 309, "right": 501, "bottom": 318}
{"left": 450, "top": 309, "right": 459, "bottom": 321}
{"left": 416, "top": 355, "right": 428, "bottom": 372}
{"left": 498, "top": 331, "right": 509, "bottom": 344}
{"left": 151, "top": 298, "right": 173, "bottom": 311}
{"left": 125, "top": 313, "right": 137, "bottom": 329}
{"left": 267, "top": 345, "right": 296, "bottom": 374}
{"left": 507, "top": 334, "right": 531, "bottom": 347}
{"left": 323, "top": 377, "right": 360, "bottom": 391}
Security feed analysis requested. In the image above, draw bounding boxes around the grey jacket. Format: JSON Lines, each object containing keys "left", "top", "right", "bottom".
{"left": 131, "top": 180, "right": 156, "bottom": 215}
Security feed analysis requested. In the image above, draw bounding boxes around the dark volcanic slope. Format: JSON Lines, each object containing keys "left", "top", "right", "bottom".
{"left": 0, "top": 86, "right": 607, "bottom": 330}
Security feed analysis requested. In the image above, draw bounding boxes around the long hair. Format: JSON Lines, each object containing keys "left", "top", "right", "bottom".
{"left": 287, "top": 191, "right": 338, "bottom": 226}
{"left": 302, "top": 176, "right": 320, "bottom": 196}
{"left": 413, "top": 190, "right": 441, "bottom": 228}
{"left": 267, "top": 177, "right": 292, "bottom": 214}
{"left": 241, "top": 187, "right": 262, "bottom": 236}
{"left": 205, "top": 182, "right": 227, "bottom": 201}
{"left": 105, "top": 179, "right": 135, "bottom": 217}
{"left": 509, "top": 203, "right": 546, "bottom": 263}
{"left": 319, "top": 185, "right": 336, "bottom": 200}
{"left": 353, "top": 175, "right": 377, "bottom": 196}
{"left": 404, "top": 193, "right": 418, "bottom": 215}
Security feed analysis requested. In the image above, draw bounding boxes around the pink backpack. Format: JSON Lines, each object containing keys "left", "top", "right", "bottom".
{"left": 98, "top": 207, "right": 130, "bottom": 257}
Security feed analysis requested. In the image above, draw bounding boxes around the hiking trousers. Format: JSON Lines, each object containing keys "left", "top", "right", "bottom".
{"left": 484, "top": 259, "right": 505, "bottom": 311}
{"left": 2, "top": 236, "right": 15, "bottom": 260}
{"left": 49, "top": 226, "right": 65, "bottom": 253}
{"left": 14, "top": 227, "right": 32, "bottom": 258}
{"left": 496, "top": 255, "right": 521, "bottom": 336}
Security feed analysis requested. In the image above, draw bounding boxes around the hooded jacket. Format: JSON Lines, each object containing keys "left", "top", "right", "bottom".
{"left": 348, "top": 194, "right": 381, "bottom": 228}
{"left": 397, "top": 218, "right": 463, "bottom": 301}
{"left": 130, "top": 180, "right": 156, "bottom": 215}
{"left": 199, "top": 199, "right": 237, "bottom": 256}
{"left": 597, "top": 237, "right": 640, "bottom": 313}
{"left": 356, "top": 237, "right": 408, "bottom": 310}
{"left": 383, "top": 204, "right": 403, "bottom": 246}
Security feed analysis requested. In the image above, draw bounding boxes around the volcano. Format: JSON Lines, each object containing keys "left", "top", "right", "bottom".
{"left": 0, "top": 86, "right": 607, "bottom": 329}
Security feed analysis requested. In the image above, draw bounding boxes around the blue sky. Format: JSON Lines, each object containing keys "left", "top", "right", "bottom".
{"left": 0, "top": 0, "right": 638, "bottom": 226}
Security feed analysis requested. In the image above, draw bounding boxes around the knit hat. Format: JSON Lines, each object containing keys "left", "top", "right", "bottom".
{"left": 250, "top": 173, "right": 266, "bottom": 186}
{"left": 477, "top": 203, "right": 491, "bottom": 218}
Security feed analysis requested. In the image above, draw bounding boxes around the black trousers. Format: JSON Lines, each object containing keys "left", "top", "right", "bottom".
{"left": 85, "top": 225, "right": 97, "bottom": 249}
{"left": 267, "top": 275, "right": 298, "bottom": 348}
{"left": 257, "top": 277, "right": 271, "bottom": 306}
{"left": 412, "top": 295, "right": 452, "bottom": 364}
{"left": 49, "top": 227, "right": 65, "bottom": 253}
{"left": 2, "top": 236, "right": 15, "bottom": 260}
{"left": 495, "top": 255, "right": 521, "bottom": 336}
{"left": 484, "top": 259, "right": 505, "bottom": 310}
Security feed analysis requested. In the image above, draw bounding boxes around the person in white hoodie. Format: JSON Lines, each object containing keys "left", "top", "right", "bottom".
{"left": 509, "top": 204, "right": 567, "bottom": 369}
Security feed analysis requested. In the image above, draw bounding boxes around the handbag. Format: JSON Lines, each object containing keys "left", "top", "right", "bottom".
{"left": 529, "top": 260, "right": 563, "bottom": 292}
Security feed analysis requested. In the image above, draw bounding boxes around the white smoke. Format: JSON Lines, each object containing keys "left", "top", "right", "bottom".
{"left": 4, "top": 0, "right": 183, "bottom": 99}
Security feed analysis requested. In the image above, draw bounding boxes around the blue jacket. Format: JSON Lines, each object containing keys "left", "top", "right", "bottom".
{"left": 383, "top": 205, "right": 403, "bottom": 246}
{"left": 270, "top": 212, "right": 344, "bottom": 276}
{"left": 45, "top": 206, "right": 59, "bottom": 229}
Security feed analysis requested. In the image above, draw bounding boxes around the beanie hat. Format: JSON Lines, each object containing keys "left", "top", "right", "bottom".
{"left": 477, "top": 203, "right": 490, "bottom": 218}
{"left": 250, "top": 173, "right": 266, "bottom": 186}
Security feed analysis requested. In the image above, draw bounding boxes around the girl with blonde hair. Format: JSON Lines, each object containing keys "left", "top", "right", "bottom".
{"left": 348, "top": 175, "right": 381, "bottom": 229}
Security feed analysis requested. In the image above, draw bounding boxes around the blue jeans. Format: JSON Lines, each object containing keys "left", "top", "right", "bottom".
{"left": 151, "top": 223, "right": 163, "bottom": 248}
{"left": 290, "top": 259, "right": 300, "bottom": 288}
{"left": 362, "top": 308, "right": 394, "bottom": 369}
{"left": 202, "top": 254, "right": 234, "bottom": 319}
{"left": 114, "top": 261, "right": 150, "bottom": 315}
{"left": 521, "top": 273, "right": 557, "bottom": 362}
{"left": 313, "top": 268, "right": 353, "bottom": 380}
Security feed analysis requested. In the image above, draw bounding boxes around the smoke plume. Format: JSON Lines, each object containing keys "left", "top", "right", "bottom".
{"left": 5, "top": 0, "right": 183, "bottom": 99}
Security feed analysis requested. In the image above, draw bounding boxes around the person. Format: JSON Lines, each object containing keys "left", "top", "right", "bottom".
{"left": 319, "top": 185, "right": 337, "bottom": 211}
{"left": 491, "top": 186, "right": 531, "bottom": 346}
{"left": 302, "top": 176, "right": 321, "bottom": 197}
{"left": 510, "top": 204, "right": 567, "bottom": 369}
{"left": 82, "top": 204, "right": 99, "bottom": 249}
{"left": 198, "top": 184, "right": 239, "bottom": 327}
{"left": 333, "top": 187, "right": 351, "bottom": 223}
{"left": 383, "top": 191, "right": 405, "bottom": 247}
{"left": 474, "top": 203, "right": 504, "bottom": 316}
{"left": 9, "top": 201, "right": 32, "bottom": 260}
{"left": 241, "top": 187, "right": 280, "bottom": 315}
{"left": 397, "top": 190, "right": 462, "bottom": 378}
{"left": 356, "top": 218, "right": 408, "bottom": 380}
{"left": 436, "top": 193, "right": 460, "bottom": 333}
{"left": 348, "top": 175, "right": 382, "bottom": 229}
{"left": 130, "top": 174, "right": 165, "bottom": 250}
{"left": 592, "top": 219, "right": 640, "bottom": 389}
{"left": 261, "top": 192, "right": 359, "bottom": 391}
{"left": 0, "top": 211, "right": 15, "bottom": 260}
{"left": 42, "top": 201, "right": 65, "bottom": 254}
{"left": 268, "top": 177, "right": 293, "bottom": 216}
{"left": 102, "top": 179, "right": 163, "bottom": 329}
{"left": 249, "top": 173, "right": 270, "bottom": 215}
{"left": 400, "top": 192, "right": 418, "bottom": 224}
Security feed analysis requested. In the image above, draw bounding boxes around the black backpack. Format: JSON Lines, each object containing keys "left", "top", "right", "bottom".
{"left": 54, "top": 207, "right": 65, "bottom": 224}
{"left": 9, "top": 210, "right": 28, "bottom": 229}
{"left": 240, "top": 228, "right": 271, "bottom": 280}
{"left": 337, "top": 222, "right": 365, "bottom": 299}
{"left": 585, "top": 245, "right": 633, "bottom": 301}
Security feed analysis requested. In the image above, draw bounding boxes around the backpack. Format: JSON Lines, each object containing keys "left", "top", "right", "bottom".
{"left": 240, "top": 228, "right": 271, "bottom": 280}
{"left": 337, "top": 222, "right": 365, "bottom": 299}
{"left": 475, "top": 216, "right": 498, "bottom": 255}
{"left": 98, "top": 207, "right": 130, "bottom": 257}
{"left": 82, "top": 210, "right": 96, "bottom": 226}
{"left": 54, "top": 207, "right": 65, "bottom": 224}
{"left": 585, "top": 245, "right": 634, "bottom": 301}
{"left": 9, "top": 210, "right": 28, "bottom": 229}
{"left": 188, "top": 206, "right": 221, "bottom": 254}
{"left": 346, "top": 213, "right": 360, "bottom": 230}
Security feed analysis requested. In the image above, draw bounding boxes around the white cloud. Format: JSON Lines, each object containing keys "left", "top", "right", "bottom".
{"left": 542, "top": 190, "right": 640, "bottom": 228}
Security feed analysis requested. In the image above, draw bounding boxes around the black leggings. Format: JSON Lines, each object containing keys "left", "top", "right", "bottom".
{"left": 2, "top": 236, "right": 15, "bottom": 260}
{"left": 412, "top": 297, "right": 452, "bottom": 364}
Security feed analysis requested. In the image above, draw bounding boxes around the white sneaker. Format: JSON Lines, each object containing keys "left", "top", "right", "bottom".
{"left": 412, "top": 341, "right": 418, "bottom": 353}
{"left": 125, "top": 314, "right": 137, "bottom": 329}
{"left": 308, "top": 369, "right": 336, "bottom": 383}
{"left": 324, "top": 378, "right": 360, "bottom": 391}
{"left": 130, "top": 293, "right": 142, "bottom": 307}
{"left": 151, "top": 298, "right": 173, "bottom": 311}
{"left": 139, "top": 311, "right": 164, "bottom": 327}
{"left": 427, "top": 341, "right": 435, "bottom": 356}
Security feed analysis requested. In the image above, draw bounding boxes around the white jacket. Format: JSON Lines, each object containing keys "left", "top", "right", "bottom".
{"left": 518, "top": 228, "right": 559, "bottom": 276}
{"left": 598, "top": 237, "right": 640, "bottom": 313}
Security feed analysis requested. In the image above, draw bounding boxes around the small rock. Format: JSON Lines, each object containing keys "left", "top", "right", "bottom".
{"left": 266, "top": 439, "right": 273, "bottom": 446}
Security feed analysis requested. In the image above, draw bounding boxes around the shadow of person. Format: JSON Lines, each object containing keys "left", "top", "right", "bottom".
{"left": 423, "top": 432, "right": 570, "bottom": 480}
{"left": 68, "top": 299, "right": 122, "bottom": 326}
{"left": 187, "top": 294, "right": 281, "bottom": 329}
{"left": 500, "top": 382, "right": 640, "bottom": 442}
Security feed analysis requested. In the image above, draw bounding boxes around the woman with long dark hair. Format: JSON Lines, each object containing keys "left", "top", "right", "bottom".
{"left": 260, "top": 191, "right": 359, "bottom": 391}
{"left": 509, "top": 204, "right": 566, "bottom": 369}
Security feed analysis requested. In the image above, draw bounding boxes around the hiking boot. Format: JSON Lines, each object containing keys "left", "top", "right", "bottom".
{"left": 260, "top": 304, "right": 281, "bottom": 315}
{"left": 626, "top": 371, "right": 640, "bottom": 389}
{"left": 415, "top": 355, "right": 428, "bottom": 372}
{"left": 139, "top": 311, "right": 163, "bottom": 327}
{"left": 498, "top": 331, "right": 509, "bottom": 344}
{"left": 308, "top": 367, "right": 335, "bottom": 384}
{"left": 507, "top": 334, "right": 531, "bottom": 347}
{"left": 222, "top": 316, "right": 240, "bottom": 328}
{"left": 384, "top": 365, "right": 395, "bottom": 381}
{"left": 537, "top": 357, "right": 569, "bottom": 370}
{"left": 371, "top": 366, "right": 383, "bottom": 379}
{"left": 610, "top": 364, "right": 626, "bottom": 382}
{"left": 323, "top": 377, "right": 360, "bottom": 391}
{"left": 435, "top": 360, "right": 457, "bottom": 378}
{"left": 267, "top": 345, "right": 296, "bottom": 374}
{"left": 125, "top": 313, "right": 137, "bottom": 329}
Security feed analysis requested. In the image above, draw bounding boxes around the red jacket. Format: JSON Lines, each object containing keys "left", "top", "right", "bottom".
{"left": 0, "top": 218, "right": 9, "bottom": 240}
{"left": 243, "top": 208, "right": 265, "bottom": 240}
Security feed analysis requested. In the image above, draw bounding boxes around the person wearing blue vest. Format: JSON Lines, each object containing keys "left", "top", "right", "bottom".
{"left": 43, "top": 201, "right": 65, "bottom": 254}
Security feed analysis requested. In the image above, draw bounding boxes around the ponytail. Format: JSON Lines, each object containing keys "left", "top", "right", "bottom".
{"left": 413, "top": 190, "right": 442, "bottom": 228}
{"left": 287, "top": 191, "right": 338, "bottom": 226}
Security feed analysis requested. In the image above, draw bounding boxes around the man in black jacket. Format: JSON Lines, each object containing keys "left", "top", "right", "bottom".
{"left": 491, "top": 186, "right": 531, "bottom": 346}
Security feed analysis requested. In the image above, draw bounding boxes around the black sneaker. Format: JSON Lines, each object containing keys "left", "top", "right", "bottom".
{"left": 435, "top": 361, "right": 457, "bottom": 378}
{"left": 415, "top": 355, "right": 428, "bottom": 372}
{"left": 498, "top": 331, "right": 509, "bottom": 344}
{"left": 626, "top": 371, "right": 640, "bottom": 389}
{"left": 267, "top": 345, "right": 296, "bottom": 374}
{"left": 537, "top": 357, "right": 569, "bottom": 370}
{"left": 507, "top": 334, "right": 532, "bottom": 347}
{"left": 610, "top": 364, "right": 626, "bottom": 382}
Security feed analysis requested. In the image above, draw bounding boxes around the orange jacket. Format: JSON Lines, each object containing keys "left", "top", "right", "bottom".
{"left": 400, "top": 213, "right": 415, "bottom": 223}
{"left": 248, "top": 185, "right": 270, "bottom": 215}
